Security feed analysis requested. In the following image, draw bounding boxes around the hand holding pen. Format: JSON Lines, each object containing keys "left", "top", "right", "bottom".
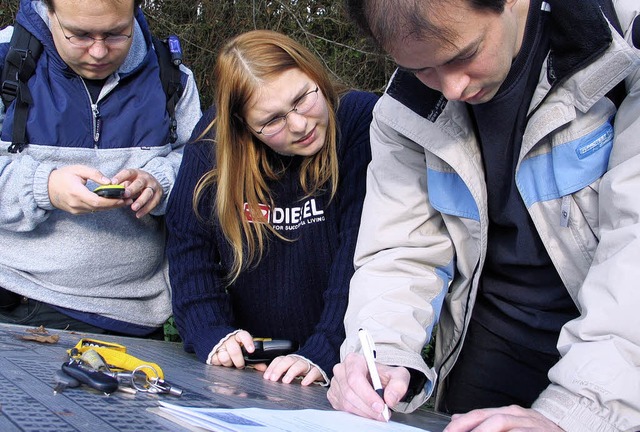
{"left": 358, "top": 328, "right": 391, "bottom": 422}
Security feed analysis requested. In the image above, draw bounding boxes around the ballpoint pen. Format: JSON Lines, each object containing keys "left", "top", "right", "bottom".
{"left": 358, "top": 328, "right": 391, "bottom": 422}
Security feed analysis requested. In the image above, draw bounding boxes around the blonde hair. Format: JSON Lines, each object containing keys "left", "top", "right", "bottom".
{"left": 194, "top": 30, "right": 342, "bottom": 284}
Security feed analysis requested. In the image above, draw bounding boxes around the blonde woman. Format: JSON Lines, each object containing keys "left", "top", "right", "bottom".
{"left": 166, "top": 30, "right": 377, "bottom": 385}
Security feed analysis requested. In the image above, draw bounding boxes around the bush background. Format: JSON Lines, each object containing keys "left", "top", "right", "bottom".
{"left": 1, "top": 0, "right": 395, "bottom": 108}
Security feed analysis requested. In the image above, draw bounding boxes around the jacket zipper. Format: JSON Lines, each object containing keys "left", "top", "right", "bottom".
{"left": 91, "top": 104, "right": 102, "bottom": 144}
{"left": 80, "top": 79, "right": 102, "bottom": 147}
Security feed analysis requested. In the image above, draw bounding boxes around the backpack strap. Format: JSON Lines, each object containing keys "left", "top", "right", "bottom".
{"left": 152, "top": 35, "right": 183, "bottom": 144}
{"left": 1, "top": 22, "right": 43, "bottom": 153}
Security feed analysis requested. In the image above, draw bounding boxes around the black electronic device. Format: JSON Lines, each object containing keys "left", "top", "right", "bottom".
{"left": 242, "top": 339, "right": 298, "bottom": 364}
{"left": 61, "top": 360, "right": 119, "bottom": 394}
{"left": 93, "top": 184, "right": 125, "bottom": 199}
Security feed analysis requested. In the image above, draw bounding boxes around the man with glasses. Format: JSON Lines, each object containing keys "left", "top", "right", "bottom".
{"left": 0, "top": 0, "right": 201, "bottom": 338}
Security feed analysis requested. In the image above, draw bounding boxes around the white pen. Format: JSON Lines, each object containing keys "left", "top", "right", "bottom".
{"left": 358, "top": 328, "right": 391, "bottom": 422}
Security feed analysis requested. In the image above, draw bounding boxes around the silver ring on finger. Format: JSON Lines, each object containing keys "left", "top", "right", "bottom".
{"left": 145, "top": 186, "right": 156, "bottom": 194}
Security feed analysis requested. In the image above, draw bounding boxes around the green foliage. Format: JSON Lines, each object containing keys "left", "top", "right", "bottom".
{"left": 0, "top": 0, "right": 393, "bottom": 123}
{"left": 163, "top": 316, "right": 182, "bottom": 342}
{"left": 141, "top": 0, "right": 394, "bottom": 107}
{"left": 0, "top": 1, "right": 18, "bottom": 23}
{"left": 422, "top": 327, "right": 437, "bottom": 367}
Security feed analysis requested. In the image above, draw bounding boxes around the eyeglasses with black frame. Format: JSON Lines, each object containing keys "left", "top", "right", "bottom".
{"left": 54, "top": 12, "right": 133, "bottom": 48}
{"left": 249, "top": 86, "right": 320, "bottom": 137}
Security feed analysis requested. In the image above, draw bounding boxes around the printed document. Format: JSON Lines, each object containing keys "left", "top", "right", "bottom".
{"left": 155, "top": 401, "right": 431, "bottom": 432}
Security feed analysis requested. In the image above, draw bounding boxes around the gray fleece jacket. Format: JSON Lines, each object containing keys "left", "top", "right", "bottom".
{"left": 0, "top": 0, "right": 201, "bottom": 329}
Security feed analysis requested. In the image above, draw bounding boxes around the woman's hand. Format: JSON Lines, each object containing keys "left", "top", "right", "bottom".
{"left": 210, "top": 330, "right": 255, "bottom": 369}
{"left": 255, "top": 355, "right": 323, "bottom": 385}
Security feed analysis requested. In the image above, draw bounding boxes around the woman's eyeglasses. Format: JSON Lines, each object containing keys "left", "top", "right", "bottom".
{"left": 250, "top": 86, "right": 319, "bottom": 136}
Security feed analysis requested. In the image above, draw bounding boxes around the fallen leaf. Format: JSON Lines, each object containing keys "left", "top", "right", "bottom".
{"left": 25, "top": 325, "right": 49, "bottom": 335}
{"left": 20, "top": 334, "right": 60, "bottom": 344}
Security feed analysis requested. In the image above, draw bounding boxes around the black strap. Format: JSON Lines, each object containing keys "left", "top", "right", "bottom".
{"left": 1, "top": 22, "right": 43, "bottom": 153}
{"left": 152, "top": 36, "right": 183, "bottom": 144}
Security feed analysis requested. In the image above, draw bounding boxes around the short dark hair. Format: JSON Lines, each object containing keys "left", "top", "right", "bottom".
{"left": 344, "top": 0, "right": 506, "bottom": 50}
{"left": 42, "top": 0, "right": 144, "bottom": 12}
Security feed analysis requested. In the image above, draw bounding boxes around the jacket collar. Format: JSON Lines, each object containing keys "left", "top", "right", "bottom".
{"left": 16, "top": 0, "right": 151, "bottom": 78}
{"left": 387, "top": 0, "right": 615, "bottom": 120}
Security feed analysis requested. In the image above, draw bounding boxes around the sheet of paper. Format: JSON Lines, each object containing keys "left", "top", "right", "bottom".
{"left": 157, "top": 402, "right": 432, "bottom": 432}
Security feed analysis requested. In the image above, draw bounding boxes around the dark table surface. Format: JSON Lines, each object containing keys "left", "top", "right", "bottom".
{"left": 0, "top": 323, "right": 450, "bottom": 431}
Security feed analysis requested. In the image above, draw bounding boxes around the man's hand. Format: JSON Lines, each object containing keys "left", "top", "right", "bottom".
{"left": 48, "top": 165, "right": 130, "bottom": 214}
{"left": 443, "top": 405, "right": 564, "bottom": 432}
{"left": 111, "top": 168, "right": 163, "bottom": 218}
{"left": 327, "top": 352, "right": 411, "bottom": 422}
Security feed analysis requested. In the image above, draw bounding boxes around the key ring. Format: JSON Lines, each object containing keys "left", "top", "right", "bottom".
{"left": 129, "top": 364, "right": 160, "bottom": 393}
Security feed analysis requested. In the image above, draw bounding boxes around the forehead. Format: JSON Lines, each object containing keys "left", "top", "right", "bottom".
{"left": 52, "top": 0, "right": 134, "bottom": 29}
{"left": 244, "top": 68, "right": 312, "bottom": 118}
{"left": 389, "top": 0, "right": 491, "bottom": 68}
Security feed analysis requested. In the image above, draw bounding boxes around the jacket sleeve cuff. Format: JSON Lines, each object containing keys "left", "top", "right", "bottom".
{"left": 374, "top": 345, "right": 437, "bottom": 414}
{"left": 532, "top": 386, "right": 620, "bottom": 432}
{"left": 33, "top": 162, "right": 57, "bottom": 210}
{"left": 296, "top": 333, "right": 340, "bottom": 380}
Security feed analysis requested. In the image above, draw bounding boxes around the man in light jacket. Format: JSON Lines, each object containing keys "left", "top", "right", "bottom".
{"left": 328, "top": 0, "right": 640, "bottom": 430}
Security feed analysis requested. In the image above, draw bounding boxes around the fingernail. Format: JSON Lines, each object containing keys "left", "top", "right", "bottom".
{"left": 102, "top": 177, "right": 111, "bottom": 184}
{"left": 372, "top": 401, "right": 384, "bottom": 414}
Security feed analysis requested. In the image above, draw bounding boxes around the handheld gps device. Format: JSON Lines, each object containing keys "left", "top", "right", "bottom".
{"left": 242, "top": 339, "right": 298, "bottom": 364}
{"left": 93, "top": 184, "right": 125, "bottom": 199}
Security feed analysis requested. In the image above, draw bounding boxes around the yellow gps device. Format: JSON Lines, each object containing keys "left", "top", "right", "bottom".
{"left": 93, "top": 184, "right": 125, "bottom": 199}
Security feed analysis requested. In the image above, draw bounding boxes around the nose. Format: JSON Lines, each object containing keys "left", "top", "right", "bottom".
{"left": 437, "top": 70, "right": 470, "bottom": 101}
{"left": 88, "top": 40, "right": 109, "bottom": 59}
{"left": 286, "top": 111, "right": 307, "bottom": 133}
{"left": 416, "top": 68, "right": 470, "bottom": 101}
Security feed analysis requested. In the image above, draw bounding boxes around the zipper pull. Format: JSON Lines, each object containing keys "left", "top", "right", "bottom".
{"left": 92, "top": 104, "right": 102, "bottom": 143}
{"left": 560, "top": 196, "right": 570, "bottom": 227}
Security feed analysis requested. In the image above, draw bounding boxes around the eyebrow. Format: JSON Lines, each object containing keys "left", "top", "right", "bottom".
{"left": 63, "top": 20, "right": 131, "bottom": 36}
{"left": 255, "top": 84, "right": 312, "bottom": 124}
{"left": 396, "top": 37, "right": 481, "bottom": 74}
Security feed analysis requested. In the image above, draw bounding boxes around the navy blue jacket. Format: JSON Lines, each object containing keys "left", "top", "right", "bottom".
{"left": 1, "top": 0, "right": 172, "bottom": 149}
{"left": 167, "top": 91, "right": 377, "bottom": 377}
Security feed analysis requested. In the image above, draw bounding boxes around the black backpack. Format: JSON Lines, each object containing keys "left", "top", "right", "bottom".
{"left": 0, "top": 22, "right": 184, "bottom": 153}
